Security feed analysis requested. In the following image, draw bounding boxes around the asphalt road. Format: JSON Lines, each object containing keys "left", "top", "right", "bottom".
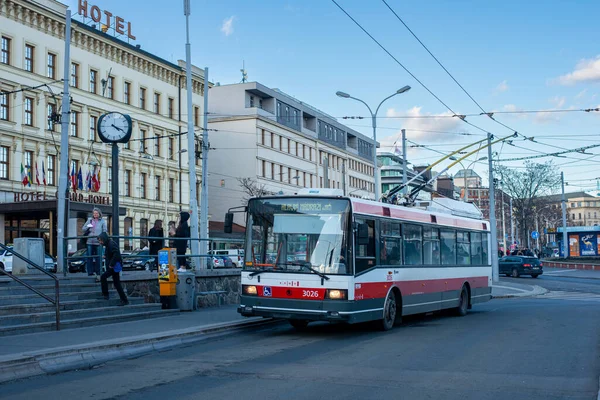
{"left": 1, "top": 276, "right": 599, "bottom": 400}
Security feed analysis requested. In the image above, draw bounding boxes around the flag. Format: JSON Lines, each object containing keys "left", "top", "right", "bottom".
{"left": 42, "top": 162, "right": 47, "bottom": 185}
{"left": 35, "top": 162, "right": 40, "bottom": 185}
{"left": 77, "top": 166, "right": 83, "bottom": 191}
{"left": 91, "top": 166, "right": 100, "bottom": 192}
{"left": 21, "top": 163, "right": 29, "bottom": 186}
{"left": 86, "top": 169, "right": 92, "bottom": 191}
{"left": 27, "top": 165, "right": 32, "bottom": 187}
{"left": 71, "top": 163, "right": 76, "bottom": 191}
{"left": 394, "top": 146, "right": 402, "bottom": 157}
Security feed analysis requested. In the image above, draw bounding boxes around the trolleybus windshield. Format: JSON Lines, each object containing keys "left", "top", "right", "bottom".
{"left": 245, "top": 198, "right": 352, "bottom": 275}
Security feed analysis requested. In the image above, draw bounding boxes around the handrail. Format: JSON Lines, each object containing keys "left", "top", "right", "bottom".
{"left": 0, "top": 242, "right": 60, "bottom": 330}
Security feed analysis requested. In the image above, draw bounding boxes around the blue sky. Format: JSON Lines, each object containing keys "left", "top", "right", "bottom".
{"left": 65, "top": 0, "right": 600, "bottom": 192}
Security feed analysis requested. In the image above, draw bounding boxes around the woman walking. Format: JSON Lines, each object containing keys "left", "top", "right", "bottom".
{"left": 82, "top": 207, "right": 107, "bottom": 276}
{"left": 174, "top": 211, "right": 190, "bottom": 269}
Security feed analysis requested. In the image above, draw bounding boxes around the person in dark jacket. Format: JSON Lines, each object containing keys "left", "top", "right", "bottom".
{"left": 174, "top": 211, "right": 190, "bottom": 268}
{"left": 98, "top": 232, "right": 129, "bottom": 306}
{"left": 148, "top": 220, "right": 164, "bottom": 270}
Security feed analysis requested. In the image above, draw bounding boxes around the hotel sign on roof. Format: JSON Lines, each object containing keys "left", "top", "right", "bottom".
{"left": 77, "top": 0, "right": 136, "bottom": 40}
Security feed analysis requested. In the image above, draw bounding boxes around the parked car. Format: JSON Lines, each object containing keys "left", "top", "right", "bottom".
{"left": 123, "top": 249, "right": 156, "bottom": 271}
{"left": 68, "top": 248, "right": 88, "bottom": 273}
{"left": 499, "top": 256, "right": 543, "bottom": 278}
{"left": 209, "top": 249, "right": 244, "bottom": 267}
{"left": 0, "top": 247, "right": 57, "bottom": 274}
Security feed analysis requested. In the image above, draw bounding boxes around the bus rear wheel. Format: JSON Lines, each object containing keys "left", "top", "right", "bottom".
{"left": 380, "top": 291, "right": 397, "bottom": 331}
{"left": 289, "top": 319, "right": 309, "bottom": 331}
{"left": 455, "top": 286, "right": 469, "bottom": 317}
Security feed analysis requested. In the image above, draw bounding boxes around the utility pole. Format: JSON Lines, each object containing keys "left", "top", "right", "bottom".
{"left": 199, "top": 67, "right": 209, "bottom": 267}
{"left": 510, "top": 197, "right": 514, "bottom": 251}
{"left": 341, "top": 160, "right": 347, "bottom": 195}
{"left": 184, "top": 0, "right": 200, "bottom": 269}
{"left": 487, "top": 133, "right": 499, "bottom": 282}
{"left": 561, "top": 171, "right": 568, "bottom": 258}
{"left": 401, "top": 128, "right": 407, "bottom": 195}
{"left": 57, "top": 10, "right": 71, "bottom": 274}
{"left": 323, "top": 156, "right": 329, "bottom": 188}
{"left": 501, "top": 185, "right": 506, "bottom": 255}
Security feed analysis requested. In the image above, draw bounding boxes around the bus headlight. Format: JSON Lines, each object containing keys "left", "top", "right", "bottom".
{"left": 325, "top": 289, "right": 347, "bottom": 300}
{"left": 243, "top": 285, "right": 258, "bottom": 296}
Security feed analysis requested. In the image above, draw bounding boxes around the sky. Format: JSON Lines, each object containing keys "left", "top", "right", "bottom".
{"left": 64, "top": 0, "right": 600, "bottom": 194}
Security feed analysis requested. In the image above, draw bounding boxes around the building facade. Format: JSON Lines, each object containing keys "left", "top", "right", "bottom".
{"left": 0, "top": 0, "right": 206, "bottom": 254}
{"left": 377, "top": 151, "right": 432, "bottom": 201}
{"left": 207, "top": 82, "right": 377, "bottom": 227}
{"left": 453, "top": 169, "right": 482, "bottom": 195}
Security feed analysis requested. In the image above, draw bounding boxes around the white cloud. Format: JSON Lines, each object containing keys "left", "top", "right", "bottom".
{"left": 221, "top": 16, "right": 236, "bottom": 36}
{"left": 575, "top": 89, "right": 588, "bottom": 99}
{"left": 554, "top": 55, "right": 600, "bottom": 85}
{"left": 549, "top": 96, "right": 566, "bottom": 108}
{"left": 494, "top": 80, "right": 509, "bottom": 93}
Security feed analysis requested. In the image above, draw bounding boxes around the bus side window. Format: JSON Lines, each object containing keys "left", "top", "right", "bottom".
{"left": 355, "top": 218, "right": 375, "bottom": 274}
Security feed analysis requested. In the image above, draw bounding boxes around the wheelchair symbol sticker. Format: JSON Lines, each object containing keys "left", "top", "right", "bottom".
{"left": 263, "top": 286, "right": 272, "bottom": 297}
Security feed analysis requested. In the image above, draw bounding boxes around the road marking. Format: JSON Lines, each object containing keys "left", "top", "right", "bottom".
{"left": 543, "top": 269, "right": 578, "bottom": 275}
{"left": 493, "top": 285, "right": 530, "bottom": 293}
{"left": 534, "top": 291, "right": 600, "bottom": 302}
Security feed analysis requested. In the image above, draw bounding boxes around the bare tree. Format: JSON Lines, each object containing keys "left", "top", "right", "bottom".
{"left": 237, "top": 177, "right": 272, "bottom": 205}
{"left": 496, "top": 161, "right": 560, "bottom": 247}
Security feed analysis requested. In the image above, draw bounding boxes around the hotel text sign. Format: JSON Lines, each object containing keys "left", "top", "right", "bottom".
{"left": 12, "top": 192, "right": 110, "bottom": 206}
{"left": 78, "top": 0, "right": 136, "bottom": 40}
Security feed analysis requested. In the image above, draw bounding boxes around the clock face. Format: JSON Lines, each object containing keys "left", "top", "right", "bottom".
{"left": 97, "top": 112, "right": 132, "bottom": 143}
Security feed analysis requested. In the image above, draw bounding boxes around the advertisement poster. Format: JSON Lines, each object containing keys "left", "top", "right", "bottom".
{"left": 569, "top": 235, "right": 580, "bottom": 257}
{"left": 580, "top": 234, "right": 597, "bottom": 256}
{"left": 597, "top": 235, "right": 600, "bottom": 255}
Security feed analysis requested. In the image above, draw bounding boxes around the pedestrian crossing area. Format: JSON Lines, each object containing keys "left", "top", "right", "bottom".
{"left": 534, "top": 291, "right": 600, "bottom": 303}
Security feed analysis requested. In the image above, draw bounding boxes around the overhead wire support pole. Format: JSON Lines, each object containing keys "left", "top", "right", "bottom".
{"left": 57, "top": 10, "right": 71, "bottom": 275}
{"left": 488, "top": 133, "right": 499, "bottom": 282}
{"left": 402, "top": 128, "right": 407, "bottom": 195}
{"left": 561, "top": 172, "right": 568, "bottom": 258}
{"left": 199, "top": 67, "right": 209, "bottom": 269}
{"left": 184, "top": 0, "right": 200, "bottom": 269}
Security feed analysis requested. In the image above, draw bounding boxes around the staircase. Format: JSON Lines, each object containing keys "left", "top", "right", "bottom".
{"left": 0, "top": 275, "right": 179, "bottom": 336}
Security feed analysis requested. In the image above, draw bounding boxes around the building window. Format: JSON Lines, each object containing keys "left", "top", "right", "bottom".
{"left": 70, "top": 63, "right": 79, "bottom": 88}
{"left": 271, "top": 133, "right": 275, "bottom": 149}
{"left": 47, "top": 104, "right": 57, "bottom": 131}
{"left": 168, "top": 136, "right": 174, "bottom": 160}
{"left": 107, "top": 76, "right": 114, "bottom": 99}
{"left": 249, "top": 95, "right": 254, "bottom": 107}
{"left": 140, "top": 129, "right": 147, "bottom": 152}
{"left": 261, "top": 129, "right": 266, "bottom": 145}
{"left": 1, "top": 37, "right": 10, "bottom": 65}
{"left": 262, "top": 160, "right": 266, "bottom": 178}
{"left": 0, "top": 146, "right": 8, "bottom": 180}
{"left": 155, "top": 176, "right": 161, "bottom": 201}
{"left": 168, "top": 178, "right": 175, "bottom": 202}
{"left": 153, "top": 92, "right": 160, "bottom": 114}
{"left": 0, "top": 94, "right": 9, "bottom": 121}
{"left": 47, "top": 52, "right": 56, "bottom": 79}
{"left": 194, "top": 106, "right": 200, "bottom": 126}
{"left": 70, "top": 111, "right": 78, "bottom": 137}
{"left": 139, "top": 88, "right": 147, "bottom": 109}
{"left": 24, "top": 97, "right": 34, "bottom": 126}
{"left": 140, "top": 173, "right": 147, "bottom": 199}
{"left": 125, "top": 170, "right": 131, "bottom": 196}
{"left": 24, "top": 44, "right": 34, "bottom": 72}
{"left": 89, "top": 69, "right": 97, "bottom": 94}
{"left": 168, "top": 97, "right": 174, "bottom": 119}
{"left": 124, "top": 81, "right": 131, "bottom": 104}
{"left": 89, "top": 116, "right": 97, "bottom": 141}
{"left": 155, "top": 133, "right": 160, "bottom": 157}
{"left": 47, "top": 155, "right": 55, "bottom": 185}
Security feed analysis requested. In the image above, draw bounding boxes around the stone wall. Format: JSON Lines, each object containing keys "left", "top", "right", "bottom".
{"left": 116, "top": 269, "right": 241, "bottom": 308}
{"left": 543, "top": 261, "right": 600, "bottom": 270}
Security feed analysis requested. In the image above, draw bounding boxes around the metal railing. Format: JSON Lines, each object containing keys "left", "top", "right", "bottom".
{"left": 62, "top": 235, "right": 244, "bottom": 274}
{"left": 0, "top": 242, "right": 61, "bottom": 330}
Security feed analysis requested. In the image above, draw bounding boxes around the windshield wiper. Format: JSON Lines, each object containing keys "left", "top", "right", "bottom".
{"left": 248, "top": 267, "right": 273, "bottom": 277}
{"left": 299, "top": 262, "right": 330, "bottom": 280}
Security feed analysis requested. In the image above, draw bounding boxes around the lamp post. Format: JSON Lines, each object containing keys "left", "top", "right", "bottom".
{"left": 449, "top": 156, "right": 487, "bottom": 202}
{"left": 336, "top": 85, "right": 411, "bottom": 201}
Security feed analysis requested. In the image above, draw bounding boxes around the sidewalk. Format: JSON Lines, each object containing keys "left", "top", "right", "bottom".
{"left": 542, "top": 267, "right": 600, "bottom": 280}
{"left": 0, "top": 305, "right": 274, "bottom": 384}
{"left": 492, "top": 280, "right": 547, "bottom": 298}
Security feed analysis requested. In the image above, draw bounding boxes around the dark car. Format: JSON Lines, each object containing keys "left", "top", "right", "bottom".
{"left": 123, "top": 249, "right": 156, "bottom": 271}
{"left": 499, "top": 256, "right": 543, "bottom": 278}
{"left": 217, "top": 255, "right": 233, "bottom": 268}
{"left": 68, "top": 248, "right": 88, "bottom": 273}
{"left": 44, "top": 253, "right": 58, "bottom": 273}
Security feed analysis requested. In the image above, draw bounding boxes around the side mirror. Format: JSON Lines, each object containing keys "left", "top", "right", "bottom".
{"left": 357, "top": 223, "right": 369, "bottom": 245}
{"left": 224, "top": 212, "right": 234, "bottom": 234}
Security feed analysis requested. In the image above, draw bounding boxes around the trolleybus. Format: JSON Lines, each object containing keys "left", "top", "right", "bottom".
{"left": 232, "top": 188, "right": 492, "bottom": 330}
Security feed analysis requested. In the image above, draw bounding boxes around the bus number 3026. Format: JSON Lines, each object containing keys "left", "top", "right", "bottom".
{"left": 302, "top": 290, "right": 319, "bottom": 298}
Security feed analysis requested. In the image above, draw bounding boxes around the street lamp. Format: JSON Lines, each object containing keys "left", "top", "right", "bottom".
{"left": 449, "top": 156, "right": 487, "bottom": 202}
{"left": 336, "top": 85, "right": 411, "bottom": 201}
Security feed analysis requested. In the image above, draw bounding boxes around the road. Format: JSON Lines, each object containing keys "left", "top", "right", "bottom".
{"left": 1, "top": 274, "right": 599, "bottom": 400}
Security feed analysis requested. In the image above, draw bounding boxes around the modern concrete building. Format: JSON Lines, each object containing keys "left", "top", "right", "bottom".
{"left": 207, "top": 82, "right": 378, "bottom": 227}
{"left": 453, "top": 169, "right": 482, "bottom": 194}
{"left": 377, "top": 150, "right": 433, "bottom": 201}
{"left": 0, "top": 0, "right": 206, "bottom": 254}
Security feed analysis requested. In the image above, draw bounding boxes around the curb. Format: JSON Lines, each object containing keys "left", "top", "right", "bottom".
{"left": 0, "top": 317, "right": 277, "bottom": 384}
{"left": 492, "top": 285, "right": 548, "bottom": 299}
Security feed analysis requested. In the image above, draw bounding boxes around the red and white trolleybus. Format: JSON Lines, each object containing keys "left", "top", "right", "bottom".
{"left": 235, "top": 188, "right": 492, "bottom": 330}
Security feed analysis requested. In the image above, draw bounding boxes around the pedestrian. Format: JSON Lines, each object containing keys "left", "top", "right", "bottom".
{"left": 97, "top": 232, "right": 129, "bottom": 306}
{"left": 148, "top": 219, "right": 164, "bottom": 270}
{"left": 82, "top": 207, "right": 107, "bottom": 276}
{"left": 174, "top": 211, "right": 190, "bottom": 269}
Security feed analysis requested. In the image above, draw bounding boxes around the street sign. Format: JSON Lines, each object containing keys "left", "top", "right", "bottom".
{"left": 531, "top": 231, "right": 539, "bottom": 239}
